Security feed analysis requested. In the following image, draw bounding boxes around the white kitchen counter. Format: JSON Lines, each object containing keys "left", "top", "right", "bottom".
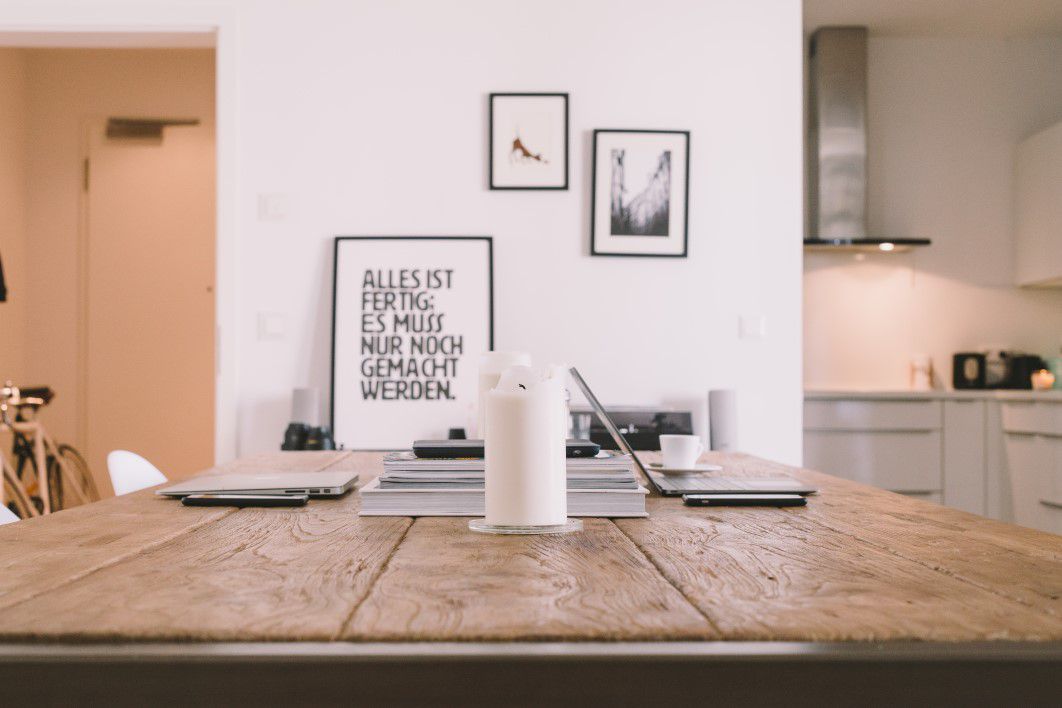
{"left": 806, "top": 388, "right": 1062, "bottom": 402}
{"left": 803, "top": 389, "right": 1062, "bottom": 534}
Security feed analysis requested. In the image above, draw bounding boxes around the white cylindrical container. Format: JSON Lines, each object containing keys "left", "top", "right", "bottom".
{"left": 708, "top": 389, "right": 738, "bottom": 452}
{"left": 472, "top": 365, "right": 580, "bottom": 534}
{"left": 291, "top": 388, "right": 320, "bottom": 426}
{"left": 546, "top": 364, "right": 570, "bottom": 440}
{"left": 477, "top": 351, "right": 532, "bottom": 438}
{"left": 909, "top": 354, "right": 933, "bottom": 391}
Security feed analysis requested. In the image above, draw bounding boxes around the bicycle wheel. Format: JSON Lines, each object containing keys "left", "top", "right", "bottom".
{"left": 46, "top": 455, "right": 64, "bottom": 511}
{"left": 51, "top": 444, "right": 99, "bottom": 509}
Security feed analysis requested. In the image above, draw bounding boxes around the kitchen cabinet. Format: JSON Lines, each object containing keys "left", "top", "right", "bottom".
{"left": 804, "top": 399, "right": 942, "bottom": 495}
{"left": 943, "top": 399, "right": 986, "bottom": 514}
{"left": 1000, "top": 400, "right": 1062, "bottom": 534}
{"left": 1015, "top": 120, "right": 1062, "bottom": 287}
{"left": 805, "top": 391, "right": 1062, "bottom": 532}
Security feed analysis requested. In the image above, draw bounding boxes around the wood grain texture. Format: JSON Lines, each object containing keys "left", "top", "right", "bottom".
{"left": 345, "top": 516, "right": 716, "bottom": 641}
{"left": 0, "top": 490, "right": 410, "bottom": 641}
{"left": 1, "top": 450, "right": 1060, "bottom": 643}
{"left": 703, "top": 453, "right": 1062, "bottom": 616}
{"left": 0, "top": 451, "right": 367, "bottom": 629}
{"left": 0, "top": 454, "right": 403, "bottom": 641}
{"left": 0, "top": 490, "right": 232, "bottom": 611}
{"left": 617, "top": 497, "right": 1062, "bottom": 641}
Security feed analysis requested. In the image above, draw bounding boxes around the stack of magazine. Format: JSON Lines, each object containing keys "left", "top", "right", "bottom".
{"left": 359, "top": 450, "right": 648, "bottom": 517}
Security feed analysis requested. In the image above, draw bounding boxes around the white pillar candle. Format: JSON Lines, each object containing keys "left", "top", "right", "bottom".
{"left": 484, "top": 366, "right": 567, "bottom": 527}
{"left": 547, "top": 364, "right": 571, "bottom": 439}
{"left": 477, "top": 351, "right": 532, "bottom": 438}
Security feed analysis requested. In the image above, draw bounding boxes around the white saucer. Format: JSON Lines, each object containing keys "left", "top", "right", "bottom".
{"left": 647, "top": 462, "right": 723, "bottom": 475}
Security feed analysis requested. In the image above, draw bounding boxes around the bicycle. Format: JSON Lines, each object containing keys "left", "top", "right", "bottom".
{"left": 1, "top": 382, "right": 100, "bottom": 519}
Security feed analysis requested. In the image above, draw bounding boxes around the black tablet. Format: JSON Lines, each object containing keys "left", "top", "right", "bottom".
{"left": 412, "top": 439, "right": 600, "bottom": 459}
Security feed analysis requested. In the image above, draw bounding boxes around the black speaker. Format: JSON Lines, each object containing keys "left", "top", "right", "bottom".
{"left": 953, "top": 353, "right": 986, "bottom": 389}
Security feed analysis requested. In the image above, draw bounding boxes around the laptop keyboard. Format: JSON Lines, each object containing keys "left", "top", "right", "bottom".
{"left": 649, "top": 472, "right": 814, "bottom": 495}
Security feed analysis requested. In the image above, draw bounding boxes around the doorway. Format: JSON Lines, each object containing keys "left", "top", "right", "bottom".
{"left": 80, "top": 113, "right": 216, "bottom": 486}
{"left": 0, "top": 46, "right": 216, "bottom": 494}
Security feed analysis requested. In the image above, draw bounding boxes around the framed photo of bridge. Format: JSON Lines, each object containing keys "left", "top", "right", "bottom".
{"left": 331, "top": 236, "right": 494, "bottom": 449}
{"left": 489, "top": 93, "right": 568, "bottom": 190}
{"left": 591, "top": 129, "right": 690, "bottom": 258}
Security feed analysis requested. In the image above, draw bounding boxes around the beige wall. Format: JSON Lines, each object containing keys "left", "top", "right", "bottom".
{"left": 0, "top": 48, "right": 28, "bottom": 385}
{"left": 805, "top": 37, "right": 1062, "bottom": 390}
{"left": 18, "top": 48, "right": 214, "bottom": 450}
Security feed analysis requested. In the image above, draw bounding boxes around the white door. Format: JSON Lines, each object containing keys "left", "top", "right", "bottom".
{"left": 82, "top": 118, "right": 215, "bottom": 490}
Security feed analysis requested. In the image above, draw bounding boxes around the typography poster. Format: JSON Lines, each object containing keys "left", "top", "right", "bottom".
{"left": 331, "top": 237, "right": 493, "bottom": 448}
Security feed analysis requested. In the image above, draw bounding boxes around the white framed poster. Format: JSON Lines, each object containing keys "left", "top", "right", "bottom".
{"left": 331, "top": 236, "right": 494, "bottom": 449}
{"left": 591, "top": 129, "right": 690, "bottom": 257}
{"left": 489, "top": 92, "right": 569, "bottom": 190}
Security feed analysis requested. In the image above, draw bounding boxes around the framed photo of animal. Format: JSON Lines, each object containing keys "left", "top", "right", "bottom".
{"left": 489, "top": 93, "right": 568, "bottom": 190}
{"left": 590, "top": 129, "right": 690, "bottom": 257}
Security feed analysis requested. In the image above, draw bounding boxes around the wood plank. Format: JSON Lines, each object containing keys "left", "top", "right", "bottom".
{"left": 805, "top": 484, "right": 1062, "bottom": 614}
{"left": 3, "top": 450, "right": 1061, "bottom": 643}
{"left": 0, "top": 491, "right": 232, "bottom": 611}
{"left": 0, "top": 489, "right": 410, "bottom": 641}
{"left": 210, "top": 450, "right": 357, "bottom": 475}
{"left": 709, "top": 453, "right": 1062, "bottom": 615}
{"left": 0, "top": 451, "right": 371, "bottom": 628}
{"left": 0, "top": 450, "right": 360, "bottom": 612}
{"left": 345, "top": 516, "right": 717, "bottom": 641}
{"left": 616, "top": 452, "right": 1062, "bottom": 641}
{"left": 617, "top": 497, "right": 1062, "bottom": 641}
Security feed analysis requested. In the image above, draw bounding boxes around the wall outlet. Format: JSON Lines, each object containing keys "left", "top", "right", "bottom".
{"left": 257, "top": 193, "right": 289, "bottom": 222}
{"left": 739, "top": 314, "right": 767, "bottom": 340}
{"left": 257, "top": 312, "right": 287, "bottom": 341}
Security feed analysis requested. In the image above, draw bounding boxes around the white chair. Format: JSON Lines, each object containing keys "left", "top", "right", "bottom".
{"left": 0, "top": 505, "right": 19, "bottom": 525}
{"left": 107, "top": 450, "right": 167, "bottom": 495}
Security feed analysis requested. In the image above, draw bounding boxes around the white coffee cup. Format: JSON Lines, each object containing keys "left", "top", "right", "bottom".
{"left": 659, "top": 434, "right": 704, "bottom": 469}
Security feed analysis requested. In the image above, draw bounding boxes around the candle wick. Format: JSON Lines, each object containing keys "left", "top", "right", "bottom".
{"left": 518, "top": 384, "right": 527, "bottom": 390}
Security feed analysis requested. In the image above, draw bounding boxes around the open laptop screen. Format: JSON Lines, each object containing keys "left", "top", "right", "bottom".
{"left": 567, "top": 367, "right": 816, "bottom": 498}
{"left": 568, "top": 367, "right": 661, "bottom": 494}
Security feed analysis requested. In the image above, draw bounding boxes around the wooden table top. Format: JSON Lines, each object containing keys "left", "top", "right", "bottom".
{"left": 1, "top": 450, "right": 1060, "bottom": 644}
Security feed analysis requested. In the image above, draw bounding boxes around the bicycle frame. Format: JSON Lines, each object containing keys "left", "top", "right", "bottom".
{"left": 1, "top": 383, "right": 98, "bottom": 518}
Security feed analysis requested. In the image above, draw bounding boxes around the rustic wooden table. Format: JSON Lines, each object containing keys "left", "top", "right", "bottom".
{"left": 1, "top": 451, "right": 1060, "bottom": 706}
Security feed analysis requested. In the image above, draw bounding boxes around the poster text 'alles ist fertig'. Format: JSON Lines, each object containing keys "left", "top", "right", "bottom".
{"left": 358, "top": 268, "right": 463, "bottom": 401}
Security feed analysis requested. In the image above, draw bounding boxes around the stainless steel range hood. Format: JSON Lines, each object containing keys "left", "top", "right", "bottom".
{"left": 805, "top": 26, "right": 930, "bottom": 253}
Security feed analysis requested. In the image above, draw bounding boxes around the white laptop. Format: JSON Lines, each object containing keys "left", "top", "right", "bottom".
{"left": 156, "top": 470, "right": 358, "bottom": 498}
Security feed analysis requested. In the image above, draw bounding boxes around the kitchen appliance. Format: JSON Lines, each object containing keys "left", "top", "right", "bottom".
{"left": 570, "top": 406, "right": 693, "bottom": 451}
{"left": 997, "top": 353, "right": 1047, "bottom": 390}
{"left": 805, "top": 27, "right": 930, "bottom": 253}
{"left": 982, "top": 347, "right": 1009, "bottom": 387}
{"left": 953, "top": 353, "right": 987, "bottom": 389}
{"left": 957, "top": 351, "right": 1047, "bottom": 390}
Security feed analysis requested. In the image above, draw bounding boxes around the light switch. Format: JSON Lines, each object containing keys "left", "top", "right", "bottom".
{"left": 739, "top": 314, "right": 767, "bottom": 340}
{"left": 257, "top": 312, "right": 287, "bottom": 341}
{"left": 257, "top": 193, "right": 289, "bottom": 222}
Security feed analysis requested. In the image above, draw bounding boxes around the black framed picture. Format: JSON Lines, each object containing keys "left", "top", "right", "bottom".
{"left": 590, "top": 129, "right": 690, "bottom": 257}
{"left": 489, "top": 93, "right": 569, "bottom": 190}
{"left": 331, "top": 236, "right": 494, "bottom": 449}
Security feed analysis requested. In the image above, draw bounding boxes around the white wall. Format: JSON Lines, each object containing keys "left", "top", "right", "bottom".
{"left": 0, "top": 0, "right": 806, "bottom": 466}
{"left": 233, "top": 0, "right": 804, "bottom": 463}
{"left": 805, "top": 37, "right": 1062, "bottom": 390}
{"left": 0, "top": 48, "right": 28, "bottom": 385}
